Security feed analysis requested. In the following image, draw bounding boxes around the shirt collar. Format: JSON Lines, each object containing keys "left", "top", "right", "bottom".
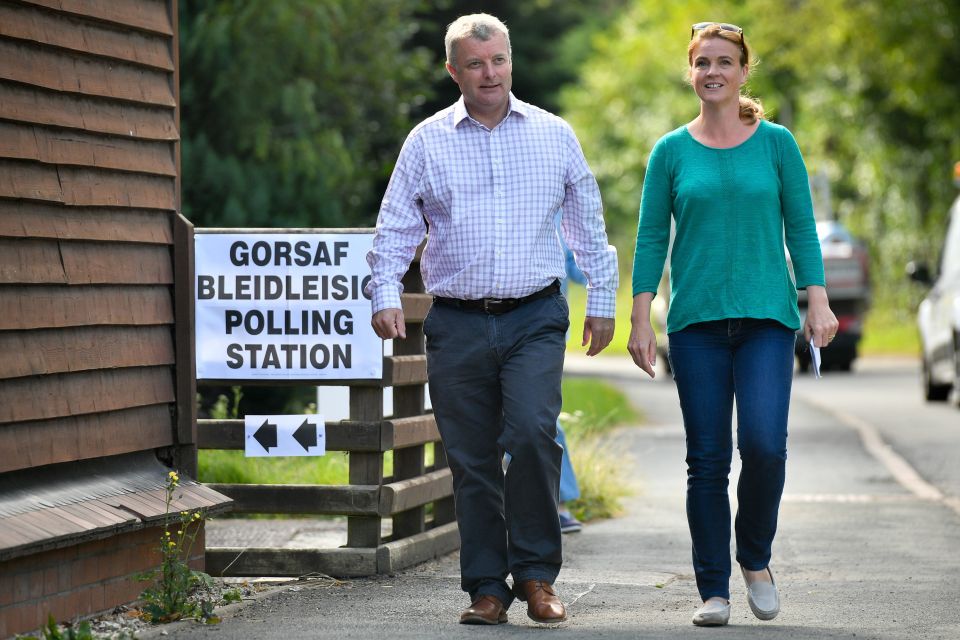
{"left": 453, "top": 93, "right": 528, "bottom": 128}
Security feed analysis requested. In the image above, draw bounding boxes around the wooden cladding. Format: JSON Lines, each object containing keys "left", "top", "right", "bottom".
{"left": 0, "top": 2, "right": 174, "bottom": 70}
{"left": 0, "top": 285, "right": 174, "bottom": 330}
{"left": 0, "top": 202, "right": 174, "bottom": 244}
{"left": 18, "top": 0, "right": 174, "bottom": 36}
{"left": 0, "top": 160, "right": 177, "bottom": 208}
{"left": 0, "top": 405, "right": 174, "bottom": 473}
{"left": 0, "top": 325, "right": 175, "bottom": 379}
{"left": 0, "top": 39, "right": 175, "bottom": 107}
{"left": 0, "top": 366, "right": 176, "bottom": 424}
{"left": 0, "top": 83, "right": 178, "bottom": 140}
{"left": 0, "top": 238, "right": 173, "bottom": 285}
{"left": 0, "top": 0, "right": 181, "bottom": 473}
{"left": 0, "top": 121, "right": 176, "bottom": 175}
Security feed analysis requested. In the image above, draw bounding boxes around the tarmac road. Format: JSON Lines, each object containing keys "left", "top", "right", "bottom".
{"left": 150, "top": 355, "right": 960, "bottom": 639}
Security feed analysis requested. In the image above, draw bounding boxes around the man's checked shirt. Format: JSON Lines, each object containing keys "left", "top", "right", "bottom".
{"left": 366, "top": 93, "right": 618, "bottom": 318}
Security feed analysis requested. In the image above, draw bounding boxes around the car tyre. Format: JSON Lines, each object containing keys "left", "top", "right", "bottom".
{"left": 923, "top": 355, "right": 951, "bottom": 402}
{"left": 954, "top": 334, "right": 960, "bottom": 408}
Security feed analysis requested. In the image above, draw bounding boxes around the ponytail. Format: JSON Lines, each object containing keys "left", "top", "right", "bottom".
{"left": 739, "top": 95, "right": 764, "bottom": 124}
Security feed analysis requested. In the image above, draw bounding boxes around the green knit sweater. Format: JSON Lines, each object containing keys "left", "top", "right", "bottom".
{"left": 632, "top": 120, "right": 825, "bottom": 333}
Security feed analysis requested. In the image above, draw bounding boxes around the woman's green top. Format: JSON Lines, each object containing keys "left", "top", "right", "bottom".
{"left": 631, "top": 120, "right": 825, "bottom": 333}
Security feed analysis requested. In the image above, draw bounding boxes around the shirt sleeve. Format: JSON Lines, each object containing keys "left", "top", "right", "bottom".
{"left": 364, "top": 131, "right": 428, "bottom": 313}
{"left": 779, "top": 128, "right": 825, "bottom": 289}
{"left": 632, "top": 136, "right": 672, "bottom": 296}
{"left": 559, "top": 125, "right": 618, "bottom": 318}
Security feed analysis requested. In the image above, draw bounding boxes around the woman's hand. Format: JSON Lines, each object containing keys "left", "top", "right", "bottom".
{"left": 628, "top": 293, "right": 658, "bottom": 378}
{"left": 803, "top": 285, "right": 839, "bottom": 349}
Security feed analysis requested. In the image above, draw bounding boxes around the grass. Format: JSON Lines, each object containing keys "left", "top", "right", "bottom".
{"left": 559, "top": 377, "right": 640, "bottom": 522}
{"left": 859, "top": 303, "right": 920, "bottom": 356}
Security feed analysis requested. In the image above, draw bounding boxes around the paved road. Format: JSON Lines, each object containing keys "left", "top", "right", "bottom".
{"left": 151, "top": 356, "right": 960, "bottom": 639}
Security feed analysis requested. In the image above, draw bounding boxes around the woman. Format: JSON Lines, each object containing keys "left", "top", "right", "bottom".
{"left": 628, "top": 23, "right": 838, "bottom": 626}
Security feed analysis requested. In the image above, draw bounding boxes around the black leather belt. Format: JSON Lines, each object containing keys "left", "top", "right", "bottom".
{"left": 433, "top": 280, "right": 560, "bottom": 315}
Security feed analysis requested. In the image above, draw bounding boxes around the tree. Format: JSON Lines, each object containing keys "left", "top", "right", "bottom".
{"left": 179, "top": 0, "right": 434, "bottom": 229}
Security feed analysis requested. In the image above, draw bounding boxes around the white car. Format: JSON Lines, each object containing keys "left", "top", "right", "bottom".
{"left": 910, "top": 166, "right": 960, "bottom": 404}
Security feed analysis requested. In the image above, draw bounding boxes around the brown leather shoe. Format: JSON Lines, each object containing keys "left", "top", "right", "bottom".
{"left": 459, "top": 595, "right": 508, "bottom": 625}
{"left": 513, "top": 579, "right": 567, "bottom": 623}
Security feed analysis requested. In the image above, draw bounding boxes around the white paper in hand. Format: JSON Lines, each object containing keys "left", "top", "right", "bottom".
{"left": 809, "top": 338, "right": 821, "bottom": 379}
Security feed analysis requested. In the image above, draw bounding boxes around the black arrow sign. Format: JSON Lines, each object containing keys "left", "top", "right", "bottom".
{"left": 253, "top": 420, "right": 278, "bottom": 452}
{"left": 293, "top": 419, "right": 317, "bottom": 451}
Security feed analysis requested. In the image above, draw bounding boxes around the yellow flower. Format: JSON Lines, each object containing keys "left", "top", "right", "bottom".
{"left": 168, "top": 541, "right": 176, "bottom": 548}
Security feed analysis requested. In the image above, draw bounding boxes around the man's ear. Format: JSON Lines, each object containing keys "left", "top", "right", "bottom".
{"left": 445, "top": 61, "right": 458, "bottom": 84}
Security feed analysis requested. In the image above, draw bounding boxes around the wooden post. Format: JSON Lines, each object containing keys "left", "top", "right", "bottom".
{"left": 390, "top": 322, "right": 426, "bottom": 539}
{"left": 431, "top": 444, "right": 456, "bottom": 526}
{"left": 172, "top": 213, "right": 197, "bottom": 477}
{"left": 346, "top": 386, "right": 384, "bottom": 548}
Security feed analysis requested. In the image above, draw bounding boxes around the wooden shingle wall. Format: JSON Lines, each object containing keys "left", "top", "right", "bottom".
{"left": 0, "top": 0, "right": 184, "bottom": 473}
{"left": 0, "top": 2, "right": 227, "bottom": 637}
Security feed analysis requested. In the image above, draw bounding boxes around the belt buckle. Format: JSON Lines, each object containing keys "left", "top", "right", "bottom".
{"left": 484, "top": 298, "right": 505, "bottom": 314}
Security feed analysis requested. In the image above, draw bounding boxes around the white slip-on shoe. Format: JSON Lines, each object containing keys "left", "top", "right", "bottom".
{"left": 692, "top": 599, "right": 731, "bottom": 626}
{"left": 742, "top": 566, "right": 780, "bottom": 621}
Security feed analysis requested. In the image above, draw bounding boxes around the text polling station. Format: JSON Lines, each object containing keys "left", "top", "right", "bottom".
{"left": 194, "top": 232, "right": 382, "bottom": 380}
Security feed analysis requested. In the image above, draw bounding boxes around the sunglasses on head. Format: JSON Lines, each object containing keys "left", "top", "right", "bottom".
{"left": 690, "top": 22, "right": 743, "bottom": 39}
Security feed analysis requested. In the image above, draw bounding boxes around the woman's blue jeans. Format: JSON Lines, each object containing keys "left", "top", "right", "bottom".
{"left": 668, "top": 318, "right": 795, "bottom": 601}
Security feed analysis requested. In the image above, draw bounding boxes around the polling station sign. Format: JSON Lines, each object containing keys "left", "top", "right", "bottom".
{"left": 194, "top": 232, "right": 381, "bottom": 380}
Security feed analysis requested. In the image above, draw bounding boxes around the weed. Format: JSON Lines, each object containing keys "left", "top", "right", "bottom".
{"left": 16, "top": 615, "right": 134, "bottom": 640}
{"left": 137, "top": 471, "right": 217, "bottom": 624}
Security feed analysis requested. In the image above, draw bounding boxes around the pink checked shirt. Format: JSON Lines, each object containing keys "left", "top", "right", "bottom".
{"left": 366, "top": 94, "right": 618, "bottom": 318}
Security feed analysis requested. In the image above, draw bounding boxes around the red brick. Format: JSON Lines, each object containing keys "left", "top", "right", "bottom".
{"left": 43, "top": 566, "right": 59, "bottom": 596}
{"left": 6, "top": 601, "right": 43, "bottom": 639}
{"left": 91, "top": 583, "right": 106, "bottom": 614}
{"left": 0, "top": 572, "right": 14, "bottom": 606}
{"left": 58, "top": 561, "right": 72, "bottom": 592}
{"left": 29, "top": 570, "right": 44, "bottom": 600}
{"left": 104, "top": 576, "right": 143, "bottom": 610}
{"left": 13, "top": 572, "right": 32, "bottom": 602}
{"left": 1, "top": 603, "right": 22, "bottom": 637}
{"left": 77, "top": 555, "right": 99, "bottom": 585}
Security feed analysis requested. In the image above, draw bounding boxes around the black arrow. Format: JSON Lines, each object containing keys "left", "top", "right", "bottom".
{"left": 293, "top": 419, "right": 317, "bottom": 451}
{"left": 253, "top": 420, "right": 277, "bottom": 452}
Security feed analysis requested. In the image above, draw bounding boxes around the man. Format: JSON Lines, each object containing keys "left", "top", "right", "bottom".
{"left": 365, "top": 13, "right": 617, "bottom": 626}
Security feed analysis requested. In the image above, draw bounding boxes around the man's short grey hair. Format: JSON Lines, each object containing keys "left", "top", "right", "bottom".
{"left": 444, "top": 13, "right": 511, "bottom": 69}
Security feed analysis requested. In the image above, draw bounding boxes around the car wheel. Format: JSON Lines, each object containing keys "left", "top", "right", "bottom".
{"left": 954, "top": 335, "right": 960, "bottom": 408}
{"left": 924, "top": 355, "right": 951, "bottom": 402}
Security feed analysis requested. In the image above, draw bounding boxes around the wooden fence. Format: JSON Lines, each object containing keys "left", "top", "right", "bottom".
{"left": 187, "top": 228, "right": 459, "bottom": 577}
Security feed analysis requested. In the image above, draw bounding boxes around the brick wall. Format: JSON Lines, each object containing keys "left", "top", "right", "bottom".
{"left": 0, "top": 525, "right": 206, "bottom": 639}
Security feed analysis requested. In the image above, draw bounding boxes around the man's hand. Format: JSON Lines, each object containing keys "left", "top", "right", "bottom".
{"left": 371, "top": 308, "right": 406, "bottom": 340}
{"left": 582, "top": 316, "right": 614, "bottom": 356}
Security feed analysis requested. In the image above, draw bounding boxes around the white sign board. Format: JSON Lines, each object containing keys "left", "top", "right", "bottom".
{"left": 244, "top": 414, "right": 327, "bottom": 457}
{"left": 195, "top": 233, "right": 382, "bottom": 380}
